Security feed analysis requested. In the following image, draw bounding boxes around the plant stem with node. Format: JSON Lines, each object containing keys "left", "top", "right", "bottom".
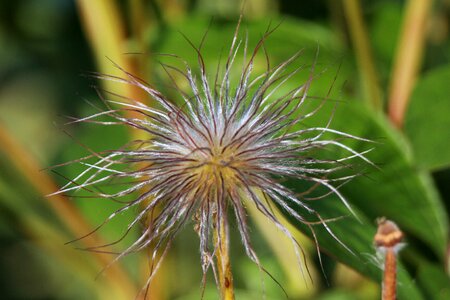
{"left": 214, "top": 212, "right": 235, "bottom": 300}
{"left": 374, "top": 218, "right": 404, "bottom": 300}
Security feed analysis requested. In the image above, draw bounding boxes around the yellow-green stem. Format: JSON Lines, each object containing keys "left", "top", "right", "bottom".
{"left": 76, "top": 3, "right": 166, "bottom": 298}
{"left": 343, "top": 0, "right": 383, "bottom": 111}
{"left": 214, "top": 214, "right": 235, "bottom": 300}
{"left": 387, "top": 0, "right": 431, "bottom": 128}
{"left": 76, "top": 0, "right": 151, "bottom": 119}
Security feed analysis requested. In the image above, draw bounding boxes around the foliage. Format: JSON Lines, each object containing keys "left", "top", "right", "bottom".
{"left": 0, "top": 1, "right": 449, "bottom": 299}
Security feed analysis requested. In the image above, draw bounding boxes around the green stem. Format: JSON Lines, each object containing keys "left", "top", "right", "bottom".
{"left": 343, "top": 0, "right": 383, "bottom": 111}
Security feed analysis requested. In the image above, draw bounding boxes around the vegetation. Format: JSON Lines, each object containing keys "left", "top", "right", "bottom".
{"left": 0, "top": 1, "right": 449, "bottom": 299}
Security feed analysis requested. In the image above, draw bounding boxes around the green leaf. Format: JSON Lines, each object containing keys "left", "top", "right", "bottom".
{"left": 285, "top": 196, "right": 423, "bottom": 300}
{"left": 405, "top": 65, "right": 450, "bottom": 170}
{"left": 416, "top": 262, "right": 450, "bottom": 300}
{"left": 283, "top": 102, "right": 447, "bottom": 299}
{"left": 330, "top": 102, "right": 446, "bottom": 259}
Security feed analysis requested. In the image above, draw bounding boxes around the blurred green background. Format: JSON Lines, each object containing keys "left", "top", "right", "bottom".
{"left": 0, "top": 0, "right": 449, "bottom": 299}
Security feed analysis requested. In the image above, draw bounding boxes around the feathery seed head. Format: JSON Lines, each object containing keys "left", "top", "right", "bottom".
{"left": 55, "top": 18, "right": 372, "bottom": 295}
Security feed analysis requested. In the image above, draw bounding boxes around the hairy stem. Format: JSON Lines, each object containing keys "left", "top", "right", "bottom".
{"left": 214, "top": 213, "right": 235, "bottom": 300}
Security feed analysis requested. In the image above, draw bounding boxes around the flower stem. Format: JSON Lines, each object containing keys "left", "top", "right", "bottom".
{"left": 76, "top": 0, "right": 151, "bottom": 117}
{"left": 214, "top": 213, "right": 235, "bottom": 300}
{"left": 343, "top": 0, "right": 383, "bottom": 111}
{"left": 383, "top": 248, "right": 397, "bottom": 300}
{"left": 374, "top": 218, "right": 404, "bottom": 300}
{"left": 387, "top": 0, "right": 432, "bottom": 128}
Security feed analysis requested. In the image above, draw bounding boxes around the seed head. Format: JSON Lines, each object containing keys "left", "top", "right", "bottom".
{"left": 54, "top": 19, "right": 372, "bottom": 295}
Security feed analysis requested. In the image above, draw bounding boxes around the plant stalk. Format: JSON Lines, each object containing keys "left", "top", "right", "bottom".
{"left": 214, "top": 213, "right": 235, "bottom": 300}
{"left": 382, "top": 248, "right": 397, "bottom": 300}
{"left": 387, "top": 0, "right": 432, "bottom": 128}
{"left": 374, "top": 218, "right": 404, "bottom": 300}
{"left": 76, "top": 0, "right": 151, "bottom": 118}
{"left": 343, "top": 0, "right": 383, "bottom": 111}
